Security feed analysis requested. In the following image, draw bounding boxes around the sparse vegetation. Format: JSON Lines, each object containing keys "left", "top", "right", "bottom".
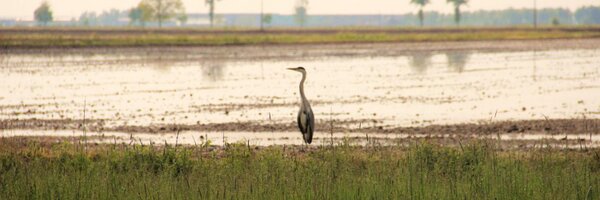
{"left": 1, "top": 27, "right": 600, "bottom": 48}
{"left": 0, "top": 138, "right": 599, "bottom": 199}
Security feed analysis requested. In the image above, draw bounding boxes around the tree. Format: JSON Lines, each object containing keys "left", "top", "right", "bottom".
{"left": 294, "top": 0, "right": 308, "bottom": 27}
{"left": 551, "top": 17, "right": 559, "bottom": 26}
{"left": 177, "top": 14, "right": 188, "bottom": 25}
{"left": 139, "top": 2, "right": 154, "bottom": 26}
{"left": 140, "top": 0, "right": 186, "bottom": 28}
{"left": 575, "top": 6, "right": 600, "bottom": 25}
{"left": 79, "top": 12, "right": 97, "bottom": 26}
{"left": 129, "top": 2, "right": 153, "bottom": 27}
{"left": 447, "top": 0, "right": 468, "bottom": 26}
{"left": 262, "top": 14, "right": 273, "bottom": 28}
{"left": 205, "top": 0, "right": 220, "bottom": 27}
{"left": 260, "top": 0, "right": 265, "bottom": 30}
{"left": 410, "top": 0, "right": 429, "bottom": 27}
{"left": 129, "top": 7, "right": 143, "bottom": 26}
{"left": 98, "top": 9, "right": 122, "bottom": 26}
{"left": 34, "top": 1, "right": 53, "bottom": 26}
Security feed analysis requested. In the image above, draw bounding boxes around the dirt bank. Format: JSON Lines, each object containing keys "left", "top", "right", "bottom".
{"left": 1, "top": 118, "right": 598, "bottom": 136}
{"left": 3, "top": 38, "right": 600, "bottom": 64}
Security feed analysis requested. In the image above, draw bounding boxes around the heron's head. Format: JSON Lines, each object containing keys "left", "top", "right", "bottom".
{"left": 287, "top": 66, "right": 306, "bottom": 73}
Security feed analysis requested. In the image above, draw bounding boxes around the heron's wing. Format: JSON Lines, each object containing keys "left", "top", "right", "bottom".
{"left": 297, "top": 110, "right": 307, "bottom": 133}
{"left": 304, "top": 110, "right": 314, "bottom": 144}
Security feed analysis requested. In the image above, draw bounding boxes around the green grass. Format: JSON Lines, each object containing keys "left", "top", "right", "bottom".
{"left": 1, "top": 26, "right": 600, "bottom": 48}
{"left": 0, "top": 138, "right": 599, "bottom": 199}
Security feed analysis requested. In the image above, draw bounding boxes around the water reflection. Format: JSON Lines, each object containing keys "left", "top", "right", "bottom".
{"left": 446, "top": 51, "right": 471, "bottom": 73}
{"left": 1, "top": 46, "right": 599, "bottom": 130}
{"left": 407, "top": 52, "right": 433, "bottom": 74}
{"left": 201, "top": 60, "right": 227, "bottom": 82}
{"left": 149, "top": 54, "right": 175, "bottom": 72}
{"left": 0, "top": 53, "right": 5, "bottom": 67}
{"left": 532, "top": 50, "right": 537, "bottom": 81}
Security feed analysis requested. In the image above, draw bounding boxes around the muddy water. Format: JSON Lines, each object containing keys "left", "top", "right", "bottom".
{"left": 0, "top": 41, "right": 599, "bottom": 139}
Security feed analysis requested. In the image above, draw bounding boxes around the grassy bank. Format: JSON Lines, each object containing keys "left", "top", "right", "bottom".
{"left": 0, "top": 138, "right": 599, "bottom": 199}
{"left": 1, "top": 27, "right": 600, "bottom": 48}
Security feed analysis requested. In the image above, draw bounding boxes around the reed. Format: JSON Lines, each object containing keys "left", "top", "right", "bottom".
{"left": 0, "top": 138, "right": 598, "bottom": 199}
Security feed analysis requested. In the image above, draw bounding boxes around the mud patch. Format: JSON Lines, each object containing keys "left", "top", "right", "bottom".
{"left": 1, "top": 118, "right": 598, "bottom": 136}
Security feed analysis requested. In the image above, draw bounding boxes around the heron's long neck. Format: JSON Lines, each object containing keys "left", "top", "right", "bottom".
{"left": 299, "top": 71, "right": 308, "bottom": 104}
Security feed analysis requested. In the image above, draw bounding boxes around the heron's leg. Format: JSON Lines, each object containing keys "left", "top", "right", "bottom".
{"left": 300, "top": 141, "right": 306, "bottom": 152}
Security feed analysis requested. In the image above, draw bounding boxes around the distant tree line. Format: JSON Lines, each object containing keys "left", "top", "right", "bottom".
{"left": 224, "top": 7, "right": 600, "bottom": 27}
{"left": 410, "top": 0, "right": 467, "bottom": 26}
{"left": 574, "top": 6, "right": 600, "bottom": 24}
{"left": 79, "top": 9, "right": 127, "bottom": 26}
{"left": 304, "top": 7, "right": 600, "bottom": 27}
{"left": 30, "top": 0, "right": 600, "bottom": 28}
{"left": 414, "top": 7, "right": 598, "bottom": 26}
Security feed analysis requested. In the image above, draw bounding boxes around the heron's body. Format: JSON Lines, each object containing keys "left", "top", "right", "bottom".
{"left": 288, "top": 67, "right": 314, "bottom": 144}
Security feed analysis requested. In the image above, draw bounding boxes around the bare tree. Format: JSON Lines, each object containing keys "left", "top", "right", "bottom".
{"left": 410, "top": 0, "right": 429, "bottom": 27}
{"left": 205, "top": 0, "right": 220, "bottom": 27}
{"left": 260, "top": 0, "right": 264, "bottom": 30}
{"left": 294, "top": 0, "right": 308, "bottom": 27}
{"left": 447, "top": 0, "right": 468, "bottom": 26}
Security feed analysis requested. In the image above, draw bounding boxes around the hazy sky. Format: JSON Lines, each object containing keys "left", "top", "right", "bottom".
{"left": 1, "top": 0, "right": 598, "bottom": 20}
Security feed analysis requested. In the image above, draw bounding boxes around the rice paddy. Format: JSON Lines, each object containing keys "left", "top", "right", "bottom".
{"left": 1, "top": 27, "right": 600, "bottom": 199}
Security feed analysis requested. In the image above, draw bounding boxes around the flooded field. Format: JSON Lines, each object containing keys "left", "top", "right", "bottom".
{"left": 1, "top": 39, "right": 599, "bottom": 146}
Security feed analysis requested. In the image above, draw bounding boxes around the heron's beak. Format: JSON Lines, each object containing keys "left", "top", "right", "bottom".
{"left": 287, "top": 68, "right": 298, "bottom": 71}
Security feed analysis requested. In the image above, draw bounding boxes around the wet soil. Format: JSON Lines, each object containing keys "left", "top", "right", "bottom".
{"left": 1, "top": 39, "right": 599, "bottom": 147}
{"left": 1, "top": 118, "right": 598, "bottom": 136}
{"left": 3, "top": 38, "right": 600, "bottom": 58}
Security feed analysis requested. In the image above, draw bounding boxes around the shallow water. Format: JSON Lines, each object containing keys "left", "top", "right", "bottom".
{"left": 0, "top": 44, "right": 599, "bottom": 132}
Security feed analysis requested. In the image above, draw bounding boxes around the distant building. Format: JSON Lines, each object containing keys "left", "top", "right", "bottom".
{"left": 185, "top": 14, "right": 211, "bottom": 26}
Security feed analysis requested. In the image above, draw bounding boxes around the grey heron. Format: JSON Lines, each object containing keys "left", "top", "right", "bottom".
{"left": 288, "top": 67, "right": 314, "bottom": 144}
